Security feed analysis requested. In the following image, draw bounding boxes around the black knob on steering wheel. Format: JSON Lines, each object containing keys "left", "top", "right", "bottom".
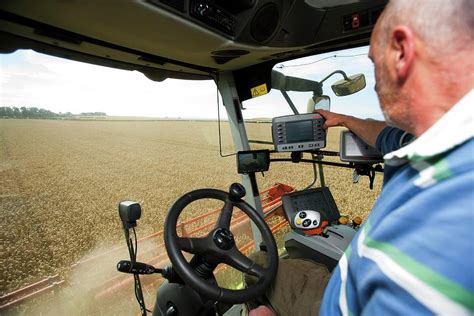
{"left": 229, "top": 183, "right": 246, "bottom": 201}
{"left": 164, "top": 183, "right": 279, "bottom": 304}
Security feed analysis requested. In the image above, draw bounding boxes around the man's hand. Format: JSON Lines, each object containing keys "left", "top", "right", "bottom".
{"left": 249, "top": 305, "right": 276, "bottom": 316}
{"left": 315, "top": 109, "right": 349, "bottom": 128}
{"left": 314, "top": 109, "right": 387, "bottom": 147}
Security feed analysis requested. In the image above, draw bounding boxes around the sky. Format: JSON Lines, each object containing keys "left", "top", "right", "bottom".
{"left": 0, "top": 46, "right": 383, "bottom": 120}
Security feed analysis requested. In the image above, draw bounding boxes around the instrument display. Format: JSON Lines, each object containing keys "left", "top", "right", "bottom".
{"left": 339, "top": 131, "right": 383, "bottom": 163}
{"left": 272, "top": 113, "right": 326, "bottom": 152}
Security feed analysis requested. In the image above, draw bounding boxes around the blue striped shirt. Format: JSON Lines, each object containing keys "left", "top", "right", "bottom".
{"left": 320, "top": 90, "right": 474, "bottom": 315}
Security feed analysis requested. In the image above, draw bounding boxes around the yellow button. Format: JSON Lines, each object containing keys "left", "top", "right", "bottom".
{"left": 338, "top": 216, "right": 349, "bottom": 225}
{"left": 353, "top": 216, "right": 362, "bottom": 226}
{"left": 296, "top": 218, "right": 302, "bottom": 225}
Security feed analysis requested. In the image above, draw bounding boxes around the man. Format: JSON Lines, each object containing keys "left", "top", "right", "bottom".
{"left": 251, "top": 0, "right": 474, "bottom": 314}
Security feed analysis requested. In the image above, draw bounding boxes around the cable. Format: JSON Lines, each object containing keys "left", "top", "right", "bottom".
{"left": 133, "top": 227, "right": 138, "bottom": 260}
{"left": 303, "top": 152, "right": 318, "bottom": 190}
{"left": 276, "top": 53, "right": 367, "bottom": 69}
{"left": 216, "top": 83, "right": 236, "bottom": 158}
{"left": 130, "top": 227, "right": 151, "bottom": 315}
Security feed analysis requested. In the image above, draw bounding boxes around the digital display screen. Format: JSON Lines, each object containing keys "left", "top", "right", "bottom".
{"left": 237, "top": 150, "right": 270, "bottom": 174}
{"left": 344, "top": 133, "right": 381, "bottom": 157}
{"left": 340, "top": 131, "right": 383, "bottom": 163}
{"left": 286, "top": 120, "right": 314, "bottom": 143}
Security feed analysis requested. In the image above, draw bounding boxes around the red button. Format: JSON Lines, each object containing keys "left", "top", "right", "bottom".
{"left": 352, "top": 14, "right": 360, "bottom": 29}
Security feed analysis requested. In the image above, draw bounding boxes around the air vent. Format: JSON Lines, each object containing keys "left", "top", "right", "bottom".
{"left": 250, "top": 3, "right": 280, "bottom": 42}
{"left": 211, "top": 49, "right": 249, "bottom": 64}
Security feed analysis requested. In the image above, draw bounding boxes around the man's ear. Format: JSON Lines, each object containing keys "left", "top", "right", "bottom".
{"left": 391, "top": 25, "right": 415, "bottom": 81}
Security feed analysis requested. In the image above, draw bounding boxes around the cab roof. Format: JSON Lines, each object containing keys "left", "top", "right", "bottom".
{"left": 0, "top": 0, "right": 386, "bottom": 82}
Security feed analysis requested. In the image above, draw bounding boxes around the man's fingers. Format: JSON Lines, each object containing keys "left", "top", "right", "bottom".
{"left": 249, "top": 305, "right": 276, "bottom": 316}
{"left": 314, "top": 109, "right": 332, "bottom": 128}
{"left": 314, "top": 109, "right": 329, "bottom": 117}
{"left": 314, "top": 109, "right": 346, "bottom": 128}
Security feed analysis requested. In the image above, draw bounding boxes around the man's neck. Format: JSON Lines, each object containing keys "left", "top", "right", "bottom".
{"left": 406, "top": 55, "right": 473, "bottom": 137}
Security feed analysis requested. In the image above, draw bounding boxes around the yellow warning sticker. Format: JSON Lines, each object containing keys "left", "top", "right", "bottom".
{"left": 250, "top": 83, "right": 268, "bottom": 98}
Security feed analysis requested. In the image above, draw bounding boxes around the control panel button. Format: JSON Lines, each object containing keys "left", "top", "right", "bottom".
{"left": 313, "top": 220, "right": 319, "bottom": 226}
{"left": 353, "top": 216, "right": 362, "bottom": 226}
{"left": 299, "top": 211, "right": 307, "bottom": 219}
{"left": 338, "top": 216, "right": 349, "bottom": 225}
{"left": 302, "top": 219, "right": 311, "bottom": 227}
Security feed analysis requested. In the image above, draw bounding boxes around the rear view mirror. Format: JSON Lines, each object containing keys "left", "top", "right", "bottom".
{"left": 331, "top": 74, "right": 366, "bottom": 96}
{"left": 307, "top": 95, "right": 330, "bottom": 113}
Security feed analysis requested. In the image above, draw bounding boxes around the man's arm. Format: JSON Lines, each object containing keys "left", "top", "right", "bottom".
{"left": 316, "top": 109, "right": 387, "bottom": 147}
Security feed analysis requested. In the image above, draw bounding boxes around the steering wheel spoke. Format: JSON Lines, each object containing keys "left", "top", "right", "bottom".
{"left": 178, "top": 236, "right": 210, "bottom": 255}
{"left": 225, "top": 247, "right": 265, "bottom": 279}
{"left": 215, "top": 199, "right": 233, "bottom": 229}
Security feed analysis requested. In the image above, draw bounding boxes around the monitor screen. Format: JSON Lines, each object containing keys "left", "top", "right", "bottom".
{"left": 237, "top": 150, "right": 270, "bottom": 174}
{"left": 286, "top": 120, "right": 313, "bottom": 143}
{"left": 339, "top": 131, "right": 383, "bottom": 163}
{"left": 344, "top": 133, "right": 381, "bottom": 157}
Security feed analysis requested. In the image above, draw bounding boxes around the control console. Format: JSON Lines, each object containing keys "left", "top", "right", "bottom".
{"left": 282, "top": 187, "right": 361, "bottom": 271}
{"left": 190, "top": 0, "right": 236, "bottom": 35}
{"left": 272, "top": 113, "right": 326, "bottom": 152}
{"left": 282, "top": 187, "right": 340, "bottom": 226}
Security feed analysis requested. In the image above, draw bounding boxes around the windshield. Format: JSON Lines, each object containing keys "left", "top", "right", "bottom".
{"left": 0, "top": 47, "right": 383, "bottom": 315}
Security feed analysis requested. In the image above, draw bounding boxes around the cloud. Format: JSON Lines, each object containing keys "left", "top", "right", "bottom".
{"left": 0, "top": 47, "right": 382, "bottom": 120}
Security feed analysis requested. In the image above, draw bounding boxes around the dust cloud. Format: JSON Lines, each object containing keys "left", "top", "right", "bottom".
{"left": 4, "top": 242, "right": 161, "bottom": 316}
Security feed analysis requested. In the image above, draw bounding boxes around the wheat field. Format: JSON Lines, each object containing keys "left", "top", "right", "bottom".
{"left": 0, "top": 119, "right": 382, "bottom": 300}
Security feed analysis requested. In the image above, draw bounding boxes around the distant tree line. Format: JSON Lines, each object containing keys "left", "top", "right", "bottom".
{"left": 0, "top": 106, "right": 106, "bottom": 119}
{"left": 79, "top": 112, "right": 107, "bottom": 116}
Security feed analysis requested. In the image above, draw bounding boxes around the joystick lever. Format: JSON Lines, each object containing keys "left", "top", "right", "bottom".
{"left": 229, "top": 183, "right": 246, "bottom": 201}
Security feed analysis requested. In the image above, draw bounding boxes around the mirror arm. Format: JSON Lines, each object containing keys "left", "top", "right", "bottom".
{"left": 319, "top": 70, "right": 350, "bottom": 85}
{"left": 280, "top": 90, "right": 300, "bottom": 115}
{"left": 312, "top": 86, "right": 323, "bottom": 97}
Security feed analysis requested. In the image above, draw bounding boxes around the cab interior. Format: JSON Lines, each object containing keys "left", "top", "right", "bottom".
{"left": 0, "top": 1, "right": 388, "bottom": 315}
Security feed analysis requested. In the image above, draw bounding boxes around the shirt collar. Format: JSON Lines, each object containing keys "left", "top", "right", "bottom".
{"left": 384, "top": 89, "right": 474, "bottom": 165}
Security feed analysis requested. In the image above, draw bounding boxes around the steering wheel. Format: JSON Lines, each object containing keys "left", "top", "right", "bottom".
{"left": 164, "top": 183, "right": 279, "bottom": 304}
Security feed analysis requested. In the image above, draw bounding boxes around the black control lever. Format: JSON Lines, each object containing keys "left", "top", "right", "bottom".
{"left": 117, "top": 260, "right": 163, "bottom": 275}
{"left": 116, "top": 261, "right": 183, "bottom": 284}
{"left": 118, "top": 201, "right": 147, "bottom": 316}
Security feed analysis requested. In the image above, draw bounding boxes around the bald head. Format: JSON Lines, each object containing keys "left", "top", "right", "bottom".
{"left": 369, "top": 0, "right": 473, "bottom": 136}
{"left": 379, "top": 0, "right": 474, "bottom": 58}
